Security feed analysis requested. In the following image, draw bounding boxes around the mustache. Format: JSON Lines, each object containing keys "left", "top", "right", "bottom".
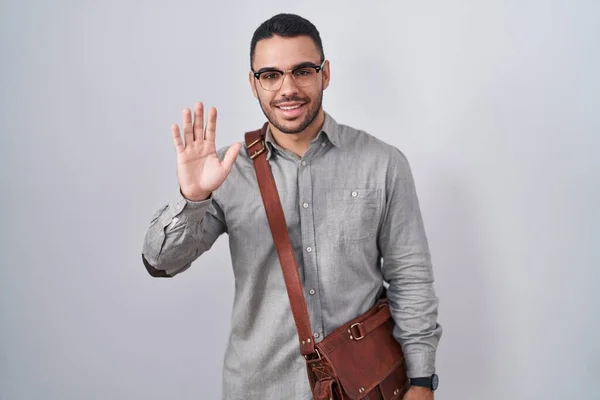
{"left": 272, "top": 96, "right": 308, "bottom": 106}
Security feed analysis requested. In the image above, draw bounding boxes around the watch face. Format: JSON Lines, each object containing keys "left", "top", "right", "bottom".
{"left": 431, "top": 374, "right": 439, "bottom": 390}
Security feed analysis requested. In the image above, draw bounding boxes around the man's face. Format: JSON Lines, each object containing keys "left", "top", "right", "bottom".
{"left": 250, "top": 35, "right": 330, "bottom": 134}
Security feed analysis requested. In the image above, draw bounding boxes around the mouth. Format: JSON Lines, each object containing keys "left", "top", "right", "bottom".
{"left": 275, "top": 102, "right": 306, "bottom": 118}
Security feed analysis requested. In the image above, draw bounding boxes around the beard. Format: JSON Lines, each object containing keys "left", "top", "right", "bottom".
{"left": 257, "top": 90, "right": 323, "bottom": 134}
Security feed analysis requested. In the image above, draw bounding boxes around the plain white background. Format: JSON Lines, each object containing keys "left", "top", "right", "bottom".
{"left": 1, "top": 1, "right": 598, "bottom": 399}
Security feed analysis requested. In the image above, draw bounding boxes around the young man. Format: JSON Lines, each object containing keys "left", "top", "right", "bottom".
{"left": 142, "top": 13, "right": 442, "bottom": 400}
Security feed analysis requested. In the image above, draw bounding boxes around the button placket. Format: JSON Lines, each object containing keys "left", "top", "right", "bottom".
{"left": 296, "top": 154, "right": 323, "bottom": 338}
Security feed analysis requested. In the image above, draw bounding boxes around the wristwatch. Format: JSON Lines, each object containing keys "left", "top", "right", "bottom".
{"left": 409, "top": 374, "right": 439, "bottom": 391}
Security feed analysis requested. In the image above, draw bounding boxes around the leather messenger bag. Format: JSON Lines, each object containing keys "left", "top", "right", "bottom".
{"left": 245, "top": 124, "right": 410, "bottom": 400}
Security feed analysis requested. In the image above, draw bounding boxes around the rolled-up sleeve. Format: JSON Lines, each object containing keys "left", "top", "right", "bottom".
{"left": 142, "top": 190, "right": 227, "bottom": 278}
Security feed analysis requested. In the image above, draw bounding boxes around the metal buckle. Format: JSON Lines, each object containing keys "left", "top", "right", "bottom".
{"left": 248, "top": 137, "right": 265, "bottom": 160}
{"left": 304, "top": 348, "right": 321, "bottom": 361}
{"left": 350, "top": 322, "right": 364, "bottom": 341}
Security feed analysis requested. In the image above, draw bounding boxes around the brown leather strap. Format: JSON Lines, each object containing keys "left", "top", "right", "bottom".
{"left": 317, "top": 301, "right": 394, "bottom": 354}
{"left": 348, "top": 303, "right": 392, "bottom": 341}
{"left": 245, "top": 124, "right": 316, "bottom": 357}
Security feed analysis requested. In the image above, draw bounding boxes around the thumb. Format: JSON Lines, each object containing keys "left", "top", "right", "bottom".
{"left": 221, "top": 142, "right": 243, "bottom": 173}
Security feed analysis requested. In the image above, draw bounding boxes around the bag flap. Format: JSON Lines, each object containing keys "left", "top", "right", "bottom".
{"left": 321, "top": 319, "right": 406, "bottom": 399}
{"left": 378, "top": 366, "right": 410, "bottom": 399}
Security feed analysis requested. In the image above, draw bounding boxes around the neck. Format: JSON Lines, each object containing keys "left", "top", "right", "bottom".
{"left": 269, "top": 109, "right": 325, "bottom": 158}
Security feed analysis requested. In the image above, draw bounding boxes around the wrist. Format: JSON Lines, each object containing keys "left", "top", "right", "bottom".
{"left": 409, "top": 385, "right": 433, "bottom": 393}
{"left": 186, "top": 194, "right": 211, "bottom": 202}
{"left": 180, "top": 188, "right": 211, "bottom": 202}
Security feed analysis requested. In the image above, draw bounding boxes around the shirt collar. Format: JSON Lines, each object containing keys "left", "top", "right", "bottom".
{"left": 264, "top": 112, "right": 340, "bottom": 159}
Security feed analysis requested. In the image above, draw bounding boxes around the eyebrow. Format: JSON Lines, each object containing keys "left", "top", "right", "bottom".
{"left": 254, "top": 61, "right": 321, "bottom": 74}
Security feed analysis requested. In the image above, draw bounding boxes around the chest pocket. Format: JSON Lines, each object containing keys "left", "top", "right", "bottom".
{"left": 325, "top": 188, "right": 382, "bottom": 243}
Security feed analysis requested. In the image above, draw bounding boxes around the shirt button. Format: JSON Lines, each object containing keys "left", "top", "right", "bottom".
{"left": 301, "top": 161, "right": 307, "bottom": 166}
{"left": 309, "top": 289, "right": 316, "bottom": 295}
{"left": 306, "top": 247, "right": 312, "bottom": 253}
{"left": 313, "top": 332, "right": 320, "bottom": 338}
{"left": 303, "top": 203, "right": 309, "bottom": 209}
{"left": 351, "top": 191, "right": 358, "bottom": 197}
{"left": 321, "top": 142, "right": 326, "bottom": 147}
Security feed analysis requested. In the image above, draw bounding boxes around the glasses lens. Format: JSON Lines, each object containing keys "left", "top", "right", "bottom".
{"left": 292, "top": 68, "right": 317, "bottom": 87}
{"left": 259, "top": 71, "right": 283, "bottom": 91}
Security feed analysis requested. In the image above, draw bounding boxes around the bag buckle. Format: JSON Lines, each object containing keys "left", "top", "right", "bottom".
{"left": 248, "top": 137, "right": 266, "bottom": 160}
{"left": 304, "top": 348, "right": 322, "bottom": 361}
{"left": 349, "top": 322, "right": 365, "bottom": 341}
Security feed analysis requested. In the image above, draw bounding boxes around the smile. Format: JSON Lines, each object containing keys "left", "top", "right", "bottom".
{"left": 279, "top": 104, "right": 303, "bottom": 110}
{"left": 275, "top": 102, "right": 307, "bottom": 118}
{"left": 276, "top": 102, "right": 306, "bottom": 110}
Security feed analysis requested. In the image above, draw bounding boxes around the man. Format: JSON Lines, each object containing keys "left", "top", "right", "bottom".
{"left": 142, "top": 13, "right": 442, "bottom": 400}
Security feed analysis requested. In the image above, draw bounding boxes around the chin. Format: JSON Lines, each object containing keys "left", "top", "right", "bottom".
{"left": 278, "top": 120, "right": 305, "bottom": 133}
{"left": 278, "top": 121, "right": 309, "bottom": 134}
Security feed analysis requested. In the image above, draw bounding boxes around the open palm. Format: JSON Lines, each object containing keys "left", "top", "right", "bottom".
{"left": 172, "top": 102, "right": 243, "bottom": 201}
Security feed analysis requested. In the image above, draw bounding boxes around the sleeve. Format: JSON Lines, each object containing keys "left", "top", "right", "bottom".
{"left": 377, "top": 149, "right": 443, "bottom": 378}
{"left": 141, "top": 189, "right": 227, "bottom": 278}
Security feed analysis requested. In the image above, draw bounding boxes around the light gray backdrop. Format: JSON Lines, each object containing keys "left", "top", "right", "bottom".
{"left": 1, "top": 1, "right": 598, "bottom": 399}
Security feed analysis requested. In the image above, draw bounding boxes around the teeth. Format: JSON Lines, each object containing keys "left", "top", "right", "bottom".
{"left": 280, "top": 104, "right": 302, "bottom": 110}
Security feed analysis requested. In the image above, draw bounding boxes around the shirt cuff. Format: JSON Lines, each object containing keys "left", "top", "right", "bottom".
{"left": 164, "top": 191, "right": 213, "bottom": 223}
{"left": 404, "top": 352, "right": 437, "bottom": 378}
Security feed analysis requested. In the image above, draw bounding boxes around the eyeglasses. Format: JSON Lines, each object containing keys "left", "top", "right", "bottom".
{"left": 252, "top": 60, "right": 326, "bottom": 91}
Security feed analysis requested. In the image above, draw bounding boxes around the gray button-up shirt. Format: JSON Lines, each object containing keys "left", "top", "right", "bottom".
{"left": 142, "top": 112, "right": 442, "bottom": 399}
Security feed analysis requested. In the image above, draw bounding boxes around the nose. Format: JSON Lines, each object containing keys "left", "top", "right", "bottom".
{"left": 277, "top": 71, "right": 300, "bottom": 97}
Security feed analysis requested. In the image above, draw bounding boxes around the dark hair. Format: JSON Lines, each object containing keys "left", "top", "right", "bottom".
{"left": 250, "top": 13, "right": 324, "bottom": 68}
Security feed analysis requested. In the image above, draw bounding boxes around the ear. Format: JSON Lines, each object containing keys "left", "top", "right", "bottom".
{"left": 321, "top": 60, "right": 331, "bottom": 91}
{"left": 249, "top": 71, "right": 258, "bottom": 99}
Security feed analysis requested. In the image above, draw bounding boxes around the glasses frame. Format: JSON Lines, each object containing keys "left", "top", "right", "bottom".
{"left": 252, "top": 60, "right": 326, "bottom": 91}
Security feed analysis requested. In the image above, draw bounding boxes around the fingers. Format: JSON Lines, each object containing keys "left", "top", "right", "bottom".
{"left": 171, "top": 124, "right": 184, "bottom": 153}
{"left": 182, "top": 108, "right": 194, "bottom": 145}
{"left": 204, "top": 107, "right": 217, "bottom": 143}
{"left": 222, "top": 142, "right": 243, "bottom": 173}
{"left": 193, "top": 102, "right": 204, "bottom": 142}
{"left": 176, "top": 102, "right": 214, "bottom": 149}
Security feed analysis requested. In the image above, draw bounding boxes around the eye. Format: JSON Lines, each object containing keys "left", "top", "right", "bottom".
{"left": 261, "top": 72, "right": 281, "bottom": 80}
{"left": 293, "top": 68, "right": 313, "bottom": 76}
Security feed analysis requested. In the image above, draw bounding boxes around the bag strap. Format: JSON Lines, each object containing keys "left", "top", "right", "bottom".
{"left": 245, "top": 124, "right": 317, "bottom": 357}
